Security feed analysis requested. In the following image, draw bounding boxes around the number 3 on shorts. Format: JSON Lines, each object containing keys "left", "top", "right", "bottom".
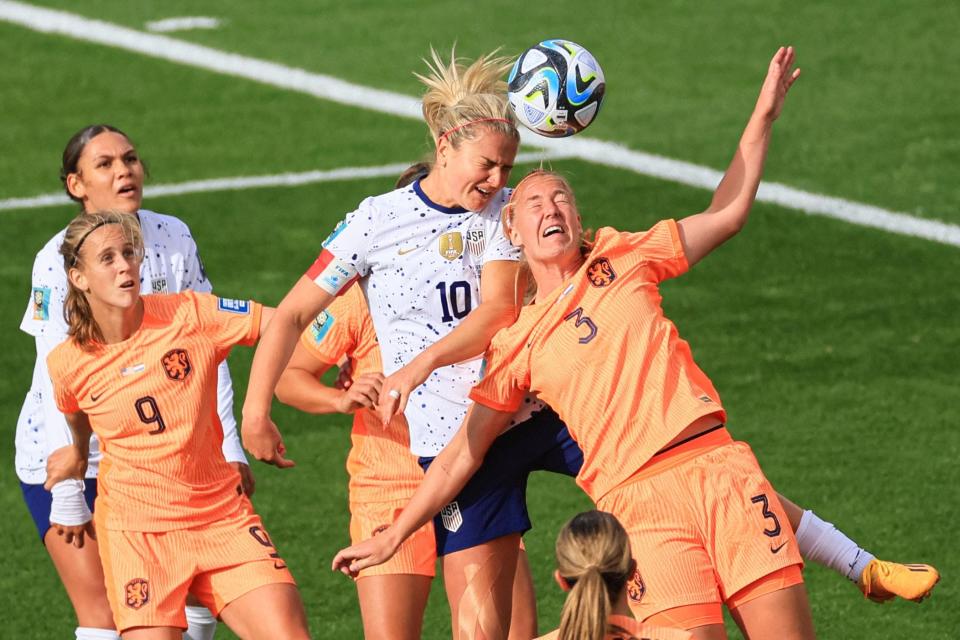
{"left": 750, "top": 493, "right": 782, "bottom": 537}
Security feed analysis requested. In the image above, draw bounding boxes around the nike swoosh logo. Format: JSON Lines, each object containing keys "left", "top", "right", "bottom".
{"left": 397, "top": 246, "right": 420, "bottom": 255}
{"left": 91, "top": 392, "right": 103, "bottom": 402}
{"left": 770, "top": 541, "right": 788, "bottom": 554}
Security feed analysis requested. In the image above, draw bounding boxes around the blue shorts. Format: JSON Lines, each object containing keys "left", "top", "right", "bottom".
{"left": 20, "top": 478, "right": 98, "bottom": 543}
{"left": 419, "top": 407, "right": 582, "bottom": 556}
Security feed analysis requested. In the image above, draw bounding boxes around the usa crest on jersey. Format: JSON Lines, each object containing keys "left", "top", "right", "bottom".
{"left": 438, "top": 232, "right": 464, "bottom": 261}
{"left": 465, "top": 228, "right": 486, "bottom": 257}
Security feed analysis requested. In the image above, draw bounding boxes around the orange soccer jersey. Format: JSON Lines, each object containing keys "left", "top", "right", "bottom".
{"left": 298, "top": 284, "right": 425, "bottom": 502}
{"left": 471, "top": 220, "right": 726, "bottom": 500}
{"left": 47, "top": 291, "right": 262, "bottom": 531}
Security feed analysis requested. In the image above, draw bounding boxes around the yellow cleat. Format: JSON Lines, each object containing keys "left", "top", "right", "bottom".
{"left": 858, "top": 559, "right": 940, "bottom": 603}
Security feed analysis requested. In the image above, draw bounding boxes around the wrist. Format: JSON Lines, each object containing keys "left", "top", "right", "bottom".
{"left": 49, "top": 479, "right": 92, "bottom": 526}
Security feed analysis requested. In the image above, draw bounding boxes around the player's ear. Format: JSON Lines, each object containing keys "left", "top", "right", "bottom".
{"left": 68, "top": 266, "right": 88, "bottom": 293}
{"left": 65, "top": 172, "right": 86, "bottom": 202}
{"left": 554, "top": 569, "right": 573, "bottom": 592}
{"left": 435, "top": 135, "right": 451, "bottom": 169}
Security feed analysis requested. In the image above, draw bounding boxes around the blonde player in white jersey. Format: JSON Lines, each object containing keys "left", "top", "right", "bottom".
{"left": 16, "top": 125, "right": 252, "bottom": 640}
{"left": 241, "top": 50, "right": 582, "bottom": 638}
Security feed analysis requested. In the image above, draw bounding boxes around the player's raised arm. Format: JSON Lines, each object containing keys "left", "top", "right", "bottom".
{"left": 276, "top": 339, "right": 383, "bottom": 415}
{"left": 677, "top": 46, "right": 800, "bottom": 267}
{"left": 332, "top": 401, "right": 513, "bottom": 575}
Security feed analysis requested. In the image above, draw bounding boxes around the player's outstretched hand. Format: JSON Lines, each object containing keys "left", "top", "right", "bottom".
{"left": 332, "top": 531, "right": 401, "bottom": 577}
{"left": 43, "top": 445, "right": 87, "bottom": 490}
{"left": 52, "top": 520, "right": 96, "bottom": 548}
{"left": 337, "top": 372, "right": 384, "bottom": 414}
{"left": 241, "top": 414, "right": 295, "bottom": 468}
{"left": 755, "top": 46, "right": 801, "bottom": 122}
{"left": 378, "top": 358, "right": 431, "bottom": 425}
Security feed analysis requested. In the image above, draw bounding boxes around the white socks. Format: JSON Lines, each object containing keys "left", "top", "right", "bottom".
{"left": 184, "top": 605, "right": 218, "bottom": 640}
{"left": 75, "top": 628, "right": 119, "bottom": 640}
{"left": 795, "top": 509, "right": 875, "bottom": 582}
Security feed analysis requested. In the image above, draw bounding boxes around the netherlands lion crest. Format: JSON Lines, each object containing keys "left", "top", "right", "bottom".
{"left": 124, "top": 578, "right": 150, "bottom": 609}
{"left": 586, "top": 257, "right": 616, "bottom": 287}
{"left": 626, "top": 567, "right": 645, "bottom": 603}
{"left": 161, "top": 349, "right": 191, "bottom": 381}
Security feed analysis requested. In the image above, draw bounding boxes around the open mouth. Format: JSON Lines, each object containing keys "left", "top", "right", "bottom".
{"left": 119, "top": 279, "right": 136, "bottom": 290}
{"left": 542, "top": 225, "right": 564, "bottom": 238}
{"left": 117, "top": 184, "right": 138, "bottom": 196}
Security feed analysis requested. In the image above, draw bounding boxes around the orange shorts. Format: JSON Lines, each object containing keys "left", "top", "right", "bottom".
{"left": 595, "top": 428, "right": 804, "bottom": 622}
{"left": 96, "top": 498, "right": 297, "bottom": 632}
{"left": 349, "top": 498, "right": 436, "bottom": 578}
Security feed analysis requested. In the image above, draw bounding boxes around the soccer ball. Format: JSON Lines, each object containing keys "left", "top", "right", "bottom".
{"left": 507, "top": 39, "right": 605, "bottom": 138}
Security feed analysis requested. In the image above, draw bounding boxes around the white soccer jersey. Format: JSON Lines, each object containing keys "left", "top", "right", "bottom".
{"left": 15, "top": 209, "right": 246, "bottom": 484}
{"left": 311, "top": 181, "right": 543, "bottom": 455}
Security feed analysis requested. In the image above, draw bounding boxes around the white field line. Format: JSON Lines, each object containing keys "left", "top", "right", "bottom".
{"left": 1, "top": 0, "right": 958, "bottom": 247}
{"left": 0, "top": 152, "right": 576, "bottom": 212}
{"left": 145, "top": 16, "right": 221, "bottom": 33}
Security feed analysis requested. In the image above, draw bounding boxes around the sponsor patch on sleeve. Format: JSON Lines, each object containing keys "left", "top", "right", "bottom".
{"left": 309, "top": 310, "right": 335, "bottom": 343}
{"left": 32, "top": 287, "right": 51, "bottom": 321}
{"left": 217, "top": 297, "right": 251, "bottom": 314}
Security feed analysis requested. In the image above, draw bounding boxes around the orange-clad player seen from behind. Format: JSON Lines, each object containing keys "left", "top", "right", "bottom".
{"left": 275, "top": 284, "right": 435, "bottom": 640}
{"left": 44, "top": 212, "right": 310, "bottom": 640}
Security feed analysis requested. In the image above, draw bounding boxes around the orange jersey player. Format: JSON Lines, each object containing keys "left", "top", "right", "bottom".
{"left": 275, "top": 284, "right": 435, "bottom": 639}
{"left": 44, "top": 212, "right": 309, "bottom": 640}
{"left": 336, "top": 48, "right": 812, "bottom": 640}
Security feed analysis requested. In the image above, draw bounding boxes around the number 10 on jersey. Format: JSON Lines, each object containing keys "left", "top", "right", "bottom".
{"left": 436, "top": 281, "right": 472, "bottom": 323}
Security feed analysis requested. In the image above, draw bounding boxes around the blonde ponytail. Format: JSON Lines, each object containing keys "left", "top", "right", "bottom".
{"left": 416, "top": 47, "right": 519, "bottom": 149}
{"left": 555, "top": 511, "right": 634, "bottom": 640}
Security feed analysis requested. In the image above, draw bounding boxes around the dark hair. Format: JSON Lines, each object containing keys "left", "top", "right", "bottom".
{"left": 395, "top": 162, "right": 431, "bottom": 189}
{"left": 60, "top": 124, "right": 147, "bottom": 204}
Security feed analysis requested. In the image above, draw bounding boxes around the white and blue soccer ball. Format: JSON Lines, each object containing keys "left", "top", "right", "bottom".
{"left": 507, "top": 39, "right": 606, "bottom": 138}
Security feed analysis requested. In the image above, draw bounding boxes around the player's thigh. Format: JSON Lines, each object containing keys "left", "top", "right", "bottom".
{"left": 728, "top": 583, "right": 815, "bottom": 640}
{"left": 44, "top": 527, "right": 115, "bottom": 628}
{"left": 508, "top": 548, "right": 538, "bottom": 640}
{"left": 442, "top": 533, "right": 521, "bottom": 640}
{"left": 356, "top": 574, "right": 431, "bottom": 640}
{"left": 218, "top": 583, "right": 309, "bottom": 640}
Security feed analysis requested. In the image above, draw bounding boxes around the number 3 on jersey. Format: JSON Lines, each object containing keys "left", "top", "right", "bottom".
{"left": 436, "top": 280, "right": 472, "bottom": 322}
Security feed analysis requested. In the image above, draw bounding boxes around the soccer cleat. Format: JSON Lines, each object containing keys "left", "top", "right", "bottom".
{"left": 858, "top": 559, "right": 940, "bottom": 603}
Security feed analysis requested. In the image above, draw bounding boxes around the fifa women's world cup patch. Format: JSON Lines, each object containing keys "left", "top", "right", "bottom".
{"left": 310, "top": 310, "right": 335, "bottom": 343}
{"left": 32, "top": 287, "right": 51, "bottom": 321}
{"left": 438, "top": 231, "right": 464, "bottom": 261}
{"left": 161, "top": 349, "right": 192, "bottom": 381}
{"left": 586, "top": 256, "right": 616, "bottom": 287}
{"left": 124, "top": 578, "right": 150, "bottom": 609}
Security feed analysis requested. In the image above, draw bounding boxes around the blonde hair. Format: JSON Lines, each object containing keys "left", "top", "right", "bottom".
{"left": 555, "top": 511, "right": 634, "bottom": 640}
{"left": 501, "top": 169, "right": 594, "bottom": 304}
{"left": 416, "top": 47, "right": 519, "bottom": 150}
{"left": 59, "top": 211, "right": 144, "bottom": 350}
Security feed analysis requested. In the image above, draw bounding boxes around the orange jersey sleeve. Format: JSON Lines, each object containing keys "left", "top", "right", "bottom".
{"left": 298, "top": 284, "right": 380, "bottom": 374}
{"left": 46, "top": 292, "right": 263, "bottom": 531}
{"left": 473, "top": 221, "right": 725, "bottom": 500}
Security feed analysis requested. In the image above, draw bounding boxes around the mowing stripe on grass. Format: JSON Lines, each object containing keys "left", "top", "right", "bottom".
{"left": 1, "top": 0, "right": 958, "bottom": 247}
{"left": 0, "top": 152, "right": 576, "bottom": 212}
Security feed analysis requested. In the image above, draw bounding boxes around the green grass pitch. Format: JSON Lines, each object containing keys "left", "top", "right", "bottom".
{"left": 1, "top": 1, "right": 957, "bottom": 637}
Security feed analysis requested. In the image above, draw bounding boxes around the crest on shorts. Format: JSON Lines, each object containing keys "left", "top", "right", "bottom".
{"left": 150, "top": 276, "right": 168, "bottom": 294}
{"left": 586, "top": 257, "right": 616, "bottom": 287}
{"left": 438, "top": 232, "right": 464, "bottom": 261}
{"left": 124, "top": 578, "right": 150, "bottom": 609}
{"left": 161, "top": 349, "right": 192, "bottom": 381}
{"left": 440, "top": 501, "right": 463, "bottom": 532}
{"left": 627, "top": 567, "right": 645, "bottom": 603}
